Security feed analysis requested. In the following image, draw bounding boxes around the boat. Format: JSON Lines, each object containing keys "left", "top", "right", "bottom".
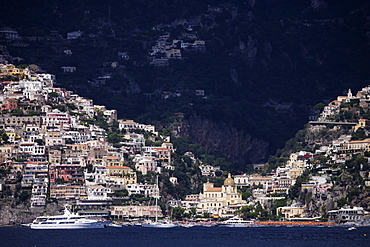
{"left": 29, "top": 205, "right": 111, "bottom": 229}
{"left": 142, "top": 219, "right": 178, "bottom": 228}
{"left": 218, "top": 216, "right": 254, "bottom": 227}
{"left": 141, "top": 176, "right": 177, "bottom": 228}
{"left": 108, "top": 222, "right": 123, "bottom": 228}
{"left": 180, "top": 222, "right": 195, "bottom": 228}
{"left": 348, "top": 226, "right": 357, "bottom": 231}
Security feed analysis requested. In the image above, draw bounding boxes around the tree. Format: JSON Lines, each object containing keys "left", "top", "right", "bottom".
{"left": 0, "top": 131, "right": 9, "bottom": 143}
{"left": 114, "top": 189, "right": 129, "bottom": 197}
{"left": 10, "top": 108, "right": 24, "bottom": 116}
{"left": 314, "top": 103, "right": 325, "bottom": 111}
{"left": 351, "top": 128, "right": 366, "bottom": 141}
{"left": 189, "top": 207, "right": 197, "bottom": 217}
{"left": 48, "top": 92, "right": 58, "bottom": 98}
{"left": 107, "top": 132, "right": 123, "bottom": 144}
{"left": 203, "top": 212, "right": 210, "bottom": 218}
{"left": 171, "top": 207, "right": 185, "bottom": 220}
{"left": 215, "top": 170, "right": 222, "bottom": 177}
{"left": 337, "top": 197, "right": 349, "bottom": 208}
{"left": 34, "top": 139, "right": 44, "bottom": 145}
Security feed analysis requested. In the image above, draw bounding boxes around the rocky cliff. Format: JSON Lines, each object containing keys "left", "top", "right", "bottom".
{"left": 0, "top": 200, "right": 60, "bottom": 226}
{"left": 178, "top": 114, "right": 269, "bottom": 170}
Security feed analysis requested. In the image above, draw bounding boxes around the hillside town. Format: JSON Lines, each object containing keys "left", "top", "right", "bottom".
{"left": 0, "top": 62, "right": 369, "bottom": 226}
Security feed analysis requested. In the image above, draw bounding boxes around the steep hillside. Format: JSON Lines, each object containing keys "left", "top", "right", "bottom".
{"left": 269, "top": 89, "right": 370, "bottom": 216}
{"left": 1, "top": 0, "right": 369, "bottom": 170}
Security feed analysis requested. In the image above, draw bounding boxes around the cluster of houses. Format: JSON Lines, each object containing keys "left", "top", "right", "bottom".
{"left": 173, "top": 151, "right": 314, "bottom": 218}
{"left": 0, "top": 63, "right": 174, "bottom": 212}
{"left": 149, "top": 31, "right": 206, "bottom": 67}
{"left": 310, "top": 87, "right": 370, "bottom": 167}
{"left": 219, "top": 87, "right": 370, "bottom": 222}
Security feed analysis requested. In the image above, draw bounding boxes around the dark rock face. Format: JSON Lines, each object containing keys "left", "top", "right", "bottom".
{"left": 180, "top": 114, "right": 269, "bottom": 168}
{"left": 0, "top": 201, "right": 60, "bottom": 226}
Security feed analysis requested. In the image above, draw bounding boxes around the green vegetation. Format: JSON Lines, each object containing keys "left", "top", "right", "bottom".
{"left": 351, "top": 128, "right": 367, "bottom": 141}
{"left": 238, "top": 187, "right": 252, "bottom": 200}
{"left": 288, "top": 170, "right": 310, "bottom": 199}
{"left": 171, "top": 207, "right": 185, "bottom": 220}
{"left": 337, "top": 197, "right": 349, "bottom": 208}
{"left": 238, "top": 202, "right": 280, "bottom": 221}
{"left": 113, "top": 189, "right": 129, "bottom": 197}
{"left": 0, "top": 130, "right": 9, "bottom": 143}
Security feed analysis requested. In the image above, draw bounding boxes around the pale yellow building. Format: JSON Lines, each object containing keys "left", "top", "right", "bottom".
{"left": 198, "top": 173, "right": 246, "bottom": 217}
{"left": 248, "top": 175, "right": 273, "bottom": 187}
{"left": 288, "top": 168, "right": 305, "bottom": 179}
{"left": 50, "top": 184, "right": 87, "bottom": 199}
{"left": 0, "top": 145, "right": 15, "bottom": 163}
{"left": 103, "top": 155, "right": 124, "bottom": 167}
{"left": 106, "top": 165, "right": 137, "bottom": 185}
{"left": 354, "top": 119, "right": 370, "bottom": 132}
{"left": 67, "top": 143, "right": 89, "bottom": 152}
{"left": 4, "top": 130, "right": 20, "bottom": 143}
{"left": 277, "top": 205, "right": 305, "bottom": 219}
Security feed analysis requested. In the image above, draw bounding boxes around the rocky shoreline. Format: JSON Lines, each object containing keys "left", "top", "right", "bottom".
{"left": 0, "top": 201, "right": 61, "bottom": 226}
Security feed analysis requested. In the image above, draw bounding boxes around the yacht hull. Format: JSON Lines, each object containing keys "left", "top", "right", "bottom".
{"left": 30, "top": 221, "right": 109, "bottom": 229}
{"left": 142, "top": 223, "right": 177, "bottom": 228}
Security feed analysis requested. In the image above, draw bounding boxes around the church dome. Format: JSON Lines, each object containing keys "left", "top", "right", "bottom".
{"left": 223, "top": 173, "right": 235, "bottom": 186}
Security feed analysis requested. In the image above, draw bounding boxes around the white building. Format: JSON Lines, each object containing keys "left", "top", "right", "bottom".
{"left": 86, "top": 185, "right": 112, "bottom": 200}
{"left": 234, "top": 174, "right": 249, "bottom": 186}
{"left": 328, "top": 206, "right": 369, "bottom": 223}
{"left": 199, "top": 164, "right": 220, "bottom": 176}
{"left": 18, "top": 79, "right": 43, "bottom": 100}
{"left": 134, "top": 155, "right": 158, "bottom": 175}
{"left": 21, "top": 162, "right": 48, "bottom": 187}
{"left": 85, "top": 166, "right": 107, "bottom": 185}
{"left": 44, "top": 109, "right": 71, "bottom": 125}
{"left": 125, "top": 183, "right": 158, "bottom": 198}
{"left": 63, "top": 131, "right": 91, "bottom": 144}
{"left": 103, "top": 109, "right": 117, "bottom": 123}
{"left": 18, "top": 142, "right": 45, "bottom": 156}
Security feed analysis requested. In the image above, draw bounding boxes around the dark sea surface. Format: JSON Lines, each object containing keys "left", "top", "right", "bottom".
{"left": 1, "top": 226, "right": 369, "bottom": 247}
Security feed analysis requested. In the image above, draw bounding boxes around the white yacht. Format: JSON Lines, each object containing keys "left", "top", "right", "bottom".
{"left": 218, "top": 216, "right": 254, "bottom": 227}
{"left": 142, "top": 219, "right": 178, "bottom": 228}
{"left": 29, "top": 206, "right": 110, "bottom": 229}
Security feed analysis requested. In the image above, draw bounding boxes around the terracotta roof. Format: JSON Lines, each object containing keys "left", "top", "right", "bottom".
{"left": 120, "top": 120, "right": 135, "bottom": 123}
{"left": 349, "top": 138, "right": 370, "bottom": 144}
{"left": 106, "top": 166, "right": 130, "bottom": 169}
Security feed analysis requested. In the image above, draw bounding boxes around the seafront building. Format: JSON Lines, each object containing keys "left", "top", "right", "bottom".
{"left": 197, "top": 173, "right": 247, "bottom": 217}
{"left": 110, "top": 205, "right": 163, "bottom": 219}
{"left": 328, "top": 206, "right": 369, "bottom": 223}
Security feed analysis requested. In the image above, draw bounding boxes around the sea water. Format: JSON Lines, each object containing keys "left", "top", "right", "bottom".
{"left": 1, "top": 226, "right": 369, "bottom": 247}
